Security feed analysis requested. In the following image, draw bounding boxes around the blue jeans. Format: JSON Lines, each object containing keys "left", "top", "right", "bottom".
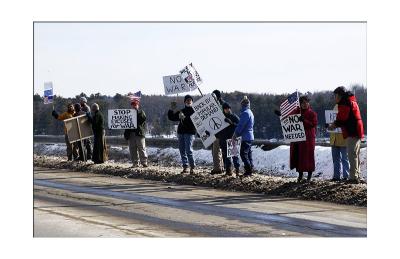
{"left": 219, "top": 138, "right": 240, "bottom": 170}
{"left": 331, "top": 146, "right": 350, "bottom": 179}
{"left": 178, "top": 134, "right": 195, "bottom": 168}
{"left": 240, "top": 140, "right": 254, "bottom": 169}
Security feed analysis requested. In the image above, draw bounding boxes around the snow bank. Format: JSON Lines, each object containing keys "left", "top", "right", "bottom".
{"left": 34, "top": 143, "right": 367, "bottom": 180}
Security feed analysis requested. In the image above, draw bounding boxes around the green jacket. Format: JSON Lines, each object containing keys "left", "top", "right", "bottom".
{"left": 124, "top": 109, "right": 147, "bottom": 138}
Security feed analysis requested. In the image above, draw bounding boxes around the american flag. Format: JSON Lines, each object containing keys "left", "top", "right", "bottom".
{"left": 128, "top": 91, "right": 141, "bottom": 102}
{"left": 280, "top": 91, "right": 299, "bottom": 119}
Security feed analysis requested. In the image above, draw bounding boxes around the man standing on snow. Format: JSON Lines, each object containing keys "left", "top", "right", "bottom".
{"left": 52, "top": 103, "right": 76, "bottom": 161}
{"left": 210, "top": 89, "right": 225, "bottom": 175}
{"left": 328, "top": 86, "right": 364, "bottom": 184}
{"left": 233, "top": 96, "right": 255, "bottom": 177}
{"left": 124, "top": 99, "right": 148, "bottom": 167}
{"left": 79, "top": 97, "right": 92, "bottom": 160}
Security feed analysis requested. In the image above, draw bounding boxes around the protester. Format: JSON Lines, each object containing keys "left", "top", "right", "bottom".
{"left": 209, "top": 90, "right": 225, "bottom": 175}
{"left": 215, "top": 102, "right": 240, "bottom": 176}
{"left": 233, "top": 96, "right": 255, "bottom": 177}
{"left": 328, "top": 86, "right": 364, "bottom": 183}
{"left": 79, "top": 97, "right": 92, "bottom": 159}
{"left": 168, "top": 95, "right": 196, "bottom": 174}
{"left": 51, "top": 103, "right": 77, "bottom": 161}
{"left": 87, "top": 103, "right": 107, "bottom": 164}
{"left": 327, "top": 104, "right": 350, "bottom": 181}
{"left": 71, "top": 103, "right": 85, "bottom": 161}
{"left": 124, "top": 99, "right": 148, "bottom": 167}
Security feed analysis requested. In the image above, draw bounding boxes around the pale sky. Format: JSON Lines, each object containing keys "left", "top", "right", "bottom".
{"left": 34, "top": 22, "right": 366, "bottom": 97}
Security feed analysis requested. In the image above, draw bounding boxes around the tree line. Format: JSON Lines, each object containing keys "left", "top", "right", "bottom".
{"left": 33, "top": 85, "right": 367, "bottom": 139}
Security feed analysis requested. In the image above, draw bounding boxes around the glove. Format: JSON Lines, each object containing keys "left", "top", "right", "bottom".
{"left": 325, "top": 123, "right": 329, "bottom": 128}
{"left": 179, "top": 112, "right": 186, "bottom": 120}
{"left": 232, "top": 133, "right": 237, "bottom": 140}
{"left": 52, "top": 110, "right": 58, "bottom": 119}
{"left": 274, "top": 110, "right": 281, "bottom": 116}
{"left": 205, "top": 130, "right": 210, "bottom": 136}
{"left": 224, "top": 118, "right": 233, "bottom": 124}
{"left": 298, "top": 115, "right": 304, "bottom": 122}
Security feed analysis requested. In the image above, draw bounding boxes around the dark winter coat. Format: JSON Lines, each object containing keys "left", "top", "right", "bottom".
{"left": 87, "top": 110, "right": 107, "bottom": 163}
{"left": 334, "top": 94, "right": 364, "bottom": 139}
{"left": 168, "top": 106, "right": 196, "bottom": 135}
{"left": 124, "top": 109, "right": 147, "bottom": 139}
{"left": 215, "top": 112, "right": 240, "bottom": 140}
{"left": 290, "top": 107, "right": 317, "bottom": 173}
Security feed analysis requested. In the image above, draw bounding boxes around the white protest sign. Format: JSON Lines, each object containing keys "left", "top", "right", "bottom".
{"left": 179, "top": 63, "right": 203, "bottom": 90}
{"left": 108, "top": 109, "right": 137, "bottom": 129}
{"left": 325, "top": 110, "right": 342, "bottom": 133}
{"left": 227, "top": 137, "right": 241, "bottom": 158}
{"left": 44, "top": 81, "right": 54, "bottom": 104}
{"left": 190, "top": 94, "right": 229, "bottom": 148}
{"left": 280, "top": 114, "right": 306, "bottom": 143}
{"left": 163, "top": 74, "right": 192, "bottom": 95}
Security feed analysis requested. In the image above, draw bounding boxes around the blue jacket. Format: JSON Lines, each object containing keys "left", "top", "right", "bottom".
{"left": 234, "top": 105, "right": 254, "bottom": 141}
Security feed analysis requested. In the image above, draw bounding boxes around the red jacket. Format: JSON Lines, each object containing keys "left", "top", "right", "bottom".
{"left": 289, "top": 107, "right": 317, "bottom": 173}
{"left": 334, "top": 95, "right": 364, "bottom": 139}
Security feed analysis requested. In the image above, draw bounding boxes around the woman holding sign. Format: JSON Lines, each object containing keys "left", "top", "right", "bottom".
{"left": 168, "top": 95, "right": 196, "bottom": 174}
{"left": 290, "top": 96, "right": 317, "bottom": 182}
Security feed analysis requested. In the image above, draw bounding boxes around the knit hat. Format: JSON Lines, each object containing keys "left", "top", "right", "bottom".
{"left": 91, "top": 103, "right": 99, "bottom": 112}
{"left": 212, "top": 90, "right": 221, "bottom": 100}
{"left": 80, "top": 97, "right": 87, "bottom": 103}
{"left": 222, "top": 102, "right": 231, "bottom": 110}
{"left": 184, "top": 95, "right": 193, "bottom": 102}
{"left": 241, "top": 95, "right": 250, "bottom": 106}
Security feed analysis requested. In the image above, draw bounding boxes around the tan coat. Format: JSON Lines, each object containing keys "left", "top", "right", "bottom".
{"left": 329, "top": 105, "right": 346, "bottom": 147}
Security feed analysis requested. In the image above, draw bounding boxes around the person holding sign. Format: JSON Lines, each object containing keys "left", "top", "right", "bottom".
{"left": 87, "top": 103, "right": 107, "bottom": 164}
{"left": 232, "top": 96, "right": 255, "bottom": 177}
{"left": 328, "top": 86, "right": 364, "bottom": 184}
{"left": 215, "top": 102, "right": 240, "bottom": 176}
{"left": 284, "top": 96, "right": 317, "bottom": 182}
{"left": 210, "top": 90, "right": 226, "bottom": 175}
{"left": 51, "top": 103, "right": 77, "bottom": 161}
{"left": 124, "top": 99, "right": 148, "bottom": 167}
{"left": 168, "top": 95, "right": 196, "bottom": 174}
{"left": 327, "top": 104, "right": 350, "bottom": 181}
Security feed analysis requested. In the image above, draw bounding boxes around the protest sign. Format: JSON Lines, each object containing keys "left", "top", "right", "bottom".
{"left": 64, "top": 115, "right": 93, "bottom": 143}
{"left": 163, "top": 74, "right": 192, "bottom": 95}
{"left": 108, "top": 109, "right": 137, "bottom": 129}
{"left": 325, "top": 110, "right": 342, "bottom": 133}
{"left": 280, "top": 114, "right": 306, "bottom": 142}
{"left": 44, "top": 81, "right": 54, "bottom": 104}
{"left": 190, "top": 94, "right": 229, "bottom": 148}
{"left": 179, "top": 63, "right": 203, "bottom": 90}
{"left": 227, "top": 137, "right": 241, "bottom": 158}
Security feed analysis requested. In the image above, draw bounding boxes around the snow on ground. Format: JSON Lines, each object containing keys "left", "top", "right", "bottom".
{"left": 34, "top": 143, "right": 367, "bottom": 180}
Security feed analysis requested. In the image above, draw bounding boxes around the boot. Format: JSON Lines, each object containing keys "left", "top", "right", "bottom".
{"left": 190, "top": 167, "right": 195, "bottom": 175}
{"left": 297, "top": 172, "right": 304, "bottom": 183}
{"left": 210, "top": 168, "right": 223, "bottom": 175}
{"left": 243, "top": 165, "right": 252, "bottom": 177}
{"left": 225, "top": 167, "right": 233, "bottom": 176}
{"left": 307, "top": 172, "right": 312, "bottom": 182}
{"left": 181, "top": 166, "right": 189, "bottom": 174}
{"left": 235, "top": 168, "right": 240, "bottom": 177}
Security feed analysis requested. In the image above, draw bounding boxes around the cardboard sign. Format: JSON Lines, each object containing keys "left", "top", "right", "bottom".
{"left": 44, "top": 81, "right": 54, "bottom": 104}
{"left": 163, "top": 74, "right": 192, "bottom": 95}
{"left": 190, "top": 94, "right": 229, "bottom": 148}
{"left": 64, "top": 115, "right": 93, "bottom": 143}
{"left": 280, "top": 114, "right": 306, "bottom": 143}
{"left": 227, "top": 137, "right": 241, "bottom": 158}
{"left": 325, "top": 110, "right": 342, "bottom": 133}
{"left": 179, "top": 63, "right": 202, "bottom": 90}
{"left": 108, "top": 109, "right": 137, "bottom": 129}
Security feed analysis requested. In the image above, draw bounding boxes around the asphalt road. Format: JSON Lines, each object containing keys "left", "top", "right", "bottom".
{"left": 34, "top": 167, "right": 367, "bottom": 237}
